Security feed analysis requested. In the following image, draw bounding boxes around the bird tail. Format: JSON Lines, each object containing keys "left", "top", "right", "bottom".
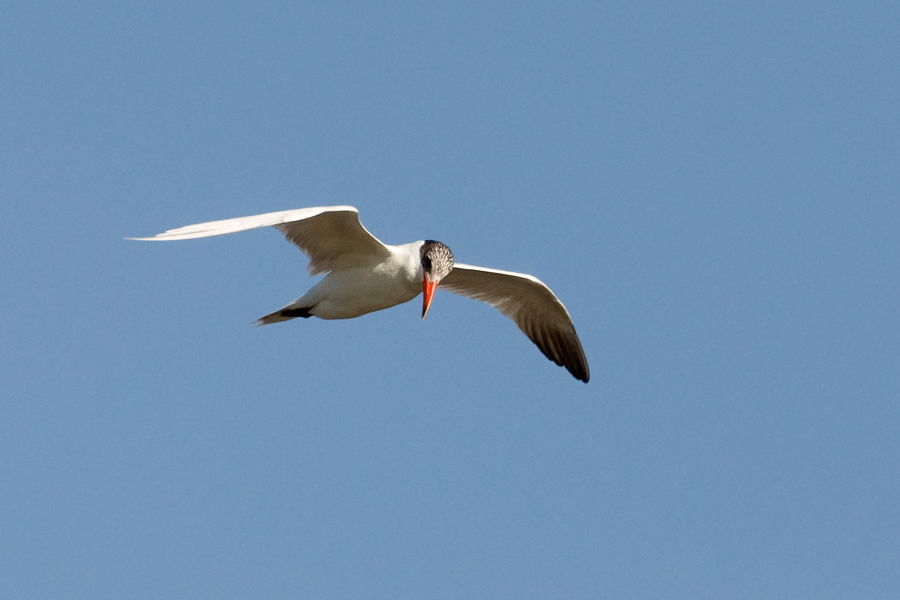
{"left": 255, "top": 305, "right": 313, "bottom": 326}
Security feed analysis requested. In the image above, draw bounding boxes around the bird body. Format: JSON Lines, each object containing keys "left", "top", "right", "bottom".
{"left": 264, "top": 241, "right": 425, "bottom": 321}
{"left": 131, "top": 206, "right": 590, "bottom": 382}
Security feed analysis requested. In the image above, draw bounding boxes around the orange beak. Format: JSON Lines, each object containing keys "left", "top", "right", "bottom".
{"left": 422, "top": 276, "right": 439, "bottom": 320}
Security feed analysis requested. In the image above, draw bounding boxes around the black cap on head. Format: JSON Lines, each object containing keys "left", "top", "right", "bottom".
{"left": 420, "top": 240, "right": 454, "bottom": 282}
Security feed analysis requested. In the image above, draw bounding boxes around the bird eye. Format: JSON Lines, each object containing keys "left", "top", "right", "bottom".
{"left": 422, "top": 256, "right": 432, "bottom": 270}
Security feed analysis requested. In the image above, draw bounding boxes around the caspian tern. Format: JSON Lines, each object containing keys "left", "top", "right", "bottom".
{"left": 131, "top": 206, "right": 589, "bottom": 382}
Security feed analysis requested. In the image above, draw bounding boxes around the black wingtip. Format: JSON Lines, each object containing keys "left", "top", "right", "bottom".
{"left": 570, "top": 367, "right": 590, "bottom": 383}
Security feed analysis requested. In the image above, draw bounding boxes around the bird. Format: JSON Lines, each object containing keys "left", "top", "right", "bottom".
{"left": 130, "top": 206, "right": 589, "bottom": 382}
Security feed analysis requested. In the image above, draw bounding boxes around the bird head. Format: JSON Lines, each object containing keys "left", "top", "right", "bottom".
{"left": 420, "top": 240, "right": 454, "bottom": 319}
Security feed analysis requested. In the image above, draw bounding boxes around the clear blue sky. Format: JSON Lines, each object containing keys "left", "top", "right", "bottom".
{"left": 2, "top": 1, "right": 898, "bottom": 598}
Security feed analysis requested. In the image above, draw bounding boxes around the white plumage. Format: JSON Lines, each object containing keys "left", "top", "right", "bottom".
{"left": 131, "top": 206, "right": 589, "bottom": 382}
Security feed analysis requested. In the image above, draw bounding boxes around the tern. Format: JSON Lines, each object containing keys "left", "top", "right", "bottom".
{"left": 131, "top": 206, "right": 589, "bottom": 382}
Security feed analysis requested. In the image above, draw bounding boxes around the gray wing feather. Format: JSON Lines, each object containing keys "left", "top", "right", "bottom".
{"left": 129, "top": 206, "right": 390, "bottom": 276}
{"left": 440, "top": 263, "right": 590, "bottom": 382}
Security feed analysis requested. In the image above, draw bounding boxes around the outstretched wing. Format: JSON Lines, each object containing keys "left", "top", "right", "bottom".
{"left": 439, "top": 263, "right": 590, "bottom": 382}
{"left": 129, "top": 206, "right": 391, "bottom": 276}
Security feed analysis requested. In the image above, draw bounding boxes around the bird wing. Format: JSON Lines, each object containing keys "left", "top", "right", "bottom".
{"left": 129, "top": 206, "right": 391, "bottom": 276}
{"left": 439, "top": 263, "right": 590, "bottom": 382}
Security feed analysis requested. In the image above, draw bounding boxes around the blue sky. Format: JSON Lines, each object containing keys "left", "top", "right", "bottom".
{"left": 2, "top": 1, "right": 898, "bottom": 598}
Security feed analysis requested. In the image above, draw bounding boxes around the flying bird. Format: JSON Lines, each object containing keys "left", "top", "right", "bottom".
{"left": 131, "top": 206, "right": 589, "bottom": 382}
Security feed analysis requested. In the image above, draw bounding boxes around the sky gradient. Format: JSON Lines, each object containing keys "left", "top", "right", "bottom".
{"left": 2, "top": 1, "right": 899, "bottom": 598}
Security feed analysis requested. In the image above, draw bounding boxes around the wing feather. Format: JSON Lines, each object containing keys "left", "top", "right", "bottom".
{"left": 128, "top": 206, "right": 391, "bottom": 275}
{"left": 440, "top": 263, "right": 590, "bottom": 382}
